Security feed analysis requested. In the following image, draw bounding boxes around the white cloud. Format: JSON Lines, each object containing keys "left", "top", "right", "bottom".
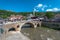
{"left": 33, "top": 8, "right": 39, "bottom": 12}
{"left": 36, "top": 4, "right": 48, "bottom": 8}
{"left": 46, "top": 8, "right": 60, "bottom": 12}
{"left": 35, "top": 4, "right": 48, "bottom": 11}
{"left": 37, "top": 4, "right": 43, "bottom": 7}
{"left": 46, "top": 9, "right": 53, "bottom": 11}
{"left": 34, "top": 8, "right": 36, "bottom": 11}
{"left": 34, "top": 4, "right": 60, "bottom": 12}
{"left": 42, "top": 5, "right": 48, "bottom": 11}
{"left": 53, "top": 8, "right": 60, "bottom": 11}
{"left": 42, "top": 8, "right": 44, "bottom": 11}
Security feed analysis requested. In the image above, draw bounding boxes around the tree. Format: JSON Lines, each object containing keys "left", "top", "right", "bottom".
{"left": 45, "top": 12, "right": 55, "bottom": 19}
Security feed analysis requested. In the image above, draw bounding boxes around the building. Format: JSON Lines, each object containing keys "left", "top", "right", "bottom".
{"left": 0, "top": 18, "right": 4, "bottom": 24}
{"left": 52, "top": 14, "right": 60, "bottom": 22}
{"left": 8, "top": 15, "right": 25, "bottom": 21}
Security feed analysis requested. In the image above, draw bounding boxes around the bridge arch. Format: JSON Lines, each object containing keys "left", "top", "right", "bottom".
{"left": 8, "top": 27, "right": 16, "bottom": 32}
{"left": 19, "top": 22, "right": 35, "bottom": 30}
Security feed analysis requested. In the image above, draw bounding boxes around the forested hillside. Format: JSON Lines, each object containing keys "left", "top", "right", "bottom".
{"left": 0, "top": 10, "right": 60, "bottom": 19}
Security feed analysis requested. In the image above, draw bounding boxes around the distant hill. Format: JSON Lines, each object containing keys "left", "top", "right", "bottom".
{"left": 0, "top": 10, "right": 60, "bottom": 19}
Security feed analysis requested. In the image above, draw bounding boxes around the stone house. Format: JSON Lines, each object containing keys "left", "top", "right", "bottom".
{"left": 8, "top": 15, "right": 25, "bottom": 21}
{"left": 52, "top": 14, "right": 60, "bottom": 22}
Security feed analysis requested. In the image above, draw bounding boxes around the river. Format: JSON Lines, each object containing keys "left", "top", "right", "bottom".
{"left": 0, "top": 24, "right": 60, "bottom": 40}
{"left": 21, "top": 24, "right": 60, "bottom": 40}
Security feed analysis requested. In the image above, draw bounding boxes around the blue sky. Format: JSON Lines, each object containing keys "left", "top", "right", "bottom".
{"left": 0, "top": 0, "right": 60, "bottom": 12}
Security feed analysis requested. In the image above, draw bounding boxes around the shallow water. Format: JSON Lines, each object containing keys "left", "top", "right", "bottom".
{"left": 21, "top": 27, "right": 60, "bottom": 40}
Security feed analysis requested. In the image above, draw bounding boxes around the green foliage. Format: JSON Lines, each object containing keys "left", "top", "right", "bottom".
{"left": 45, "top": 12, "right": 55, "bottom": 19}
{"left": 0, "top": 10, "right": 58, "bottom": 19}
{"left": 0, "top": 10, "right": 16, "bottom": 19}
{"left": 0, "top": 10, "right": 33, "bottom": 19}
{"left": 35, "top": 12, "right": 41, "bottom": 16}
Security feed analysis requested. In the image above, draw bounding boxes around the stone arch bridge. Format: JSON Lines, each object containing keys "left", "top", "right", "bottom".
{"left": 3, "top": 20, "right": 42, "bottom": 34}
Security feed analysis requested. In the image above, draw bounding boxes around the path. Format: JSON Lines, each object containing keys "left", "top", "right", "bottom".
{"left": 6, "top": 31, "right": 30, "bottom": 40}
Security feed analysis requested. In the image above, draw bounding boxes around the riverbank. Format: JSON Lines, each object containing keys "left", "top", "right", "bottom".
{"left": 2, "top": 31, "right": 30, "bottom": 40}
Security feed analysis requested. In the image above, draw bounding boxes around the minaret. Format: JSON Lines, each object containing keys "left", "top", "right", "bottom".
{"left": 33, "top": 8, "right": 36, "bottom": 16}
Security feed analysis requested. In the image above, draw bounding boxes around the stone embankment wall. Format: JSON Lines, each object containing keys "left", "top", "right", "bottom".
{"left": 42, "top": 21, "right": 60, "bottom": 29}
